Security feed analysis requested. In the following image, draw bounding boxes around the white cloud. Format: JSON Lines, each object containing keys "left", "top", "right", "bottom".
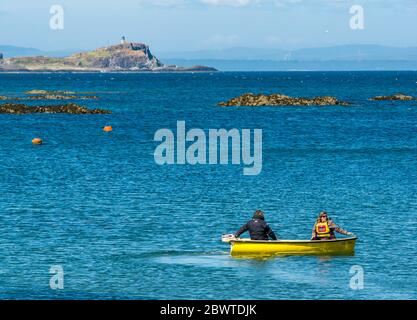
{"left": 138, "top": 0, "right": 186, "bottom": 7}
{"left": 138, "top": 0, "right": 259, "bottom": 8}
{"left": 138, "top": 0, "right": 417, "bottom": 9}
{"left": 200, "top": 0, "right": 258, "bottom": 6}
{"left": 274, "top": 0, "right": 302, "bottom": 7}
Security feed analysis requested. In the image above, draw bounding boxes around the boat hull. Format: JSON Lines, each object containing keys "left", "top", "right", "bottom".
{"left": 229, "top": 237, "right": 357, "bottom": 257}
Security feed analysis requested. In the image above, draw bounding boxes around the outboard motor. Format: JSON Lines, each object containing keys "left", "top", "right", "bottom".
{"left": 221, "top": 234, "right": 236, "bottom": 243}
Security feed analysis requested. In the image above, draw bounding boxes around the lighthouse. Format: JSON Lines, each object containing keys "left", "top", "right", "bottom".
{"left": 121, "top": 36, "right": 127, "bottom": 45}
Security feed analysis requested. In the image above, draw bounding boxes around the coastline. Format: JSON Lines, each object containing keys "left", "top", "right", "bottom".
{"left": 2, "top": 69, "right": 417, "bottom": 74}
{"left": 0, "top": 69, "right": 218, "bottom": 74}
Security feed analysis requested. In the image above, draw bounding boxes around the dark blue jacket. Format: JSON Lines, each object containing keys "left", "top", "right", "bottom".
{"left": 235, "top": 217, "right": 277, "bottom": 240}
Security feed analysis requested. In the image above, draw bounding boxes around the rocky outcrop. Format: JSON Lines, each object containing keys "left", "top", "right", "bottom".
{"left": 25, "top": 90, "right": 75, "bottom": 95}
{"left": 26, "top": 94, "right": 98, "bottom": 100}
{"left": 0, "top": 41, "right": 217, "bottom": 72}
{"left": 219, "top": 93, "right": 350, "bottom": 107}
{"left": 156, "top": 65, "right": 217, "bottom": 72}
{"left": 0, "top": 90, "right": 98, "bottom": 101}
{"left": 64, "top": 42, "right": 164, "bottom": 70}
{"left": 24, "top": 90, "right": 98, "bottom": 100}
{"left": 0, "top": 103, "right": 111, "bottom": 114}
{"left": 370, "top": 94, "right": 416, "bottom": 101}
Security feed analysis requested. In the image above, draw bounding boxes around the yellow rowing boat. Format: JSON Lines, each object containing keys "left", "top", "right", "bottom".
{"left": 222, "top": 235, "right": 357, "bottom": 257}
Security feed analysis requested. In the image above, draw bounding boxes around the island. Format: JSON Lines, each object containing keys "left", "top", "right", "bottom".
{"left": 218, "top": 93, "right": 350, "bottom": 107}
{"left": 0, "top": 103, "right": 111, "bottom": 114}
{"left": 0, "top": 38, "right": 217, "bottom": 72}
{"left": 23, "top": 90, "right": 99, "bottom": 100}
{"left": 370, "top": 94, "right": 417, "bottom": 101}
{"left": 0, "top": 90, "right": 99, "bottom": 101}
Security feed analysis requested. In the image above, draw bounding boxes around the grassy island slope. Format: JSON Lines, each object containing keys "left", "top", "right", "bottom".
{"left": 0, "top": 41, "right": 217, "bottom": 72}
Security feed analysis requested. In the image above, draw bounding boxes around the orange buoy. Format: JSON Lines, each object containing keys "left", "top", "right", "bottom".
{"left": 32, "top": 138, "right": 43, "bottom": 145}
{"left": 103, "top": 126, "right": 113, "bottom": 132}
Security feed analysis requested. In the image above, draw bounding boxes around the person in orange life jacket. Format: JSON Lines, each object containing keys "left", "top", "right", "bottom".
{"left": 235, "top": 210, "right": 277, "bottom": 240}
{"left": 311, "top": 211, "right": 354, "bottom": 240}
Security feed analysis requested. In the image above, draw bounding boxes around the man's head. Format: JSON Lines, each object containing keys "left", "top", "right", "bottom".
{"left": 253, "top": 210, "right": 265, "bottom": 220}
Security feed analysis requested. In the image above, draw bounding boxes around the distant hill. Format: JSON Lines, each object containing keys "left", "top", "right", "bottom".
{"left": 163, "top": 59, "right": 417, "bottom": 71}
{"left": 0, "top": 45, "right": 78, "bottom": 58}
{"left": 0, "top": 42, "right": 217, "bottom": 72}
{"left": 159, "top": 47, "right": 289, "bottom": 60}
{"left": 157, "top": 44, "right": 417, "bottom": 71}
{"left": 0, "top": 45, "right": 43, "bottom": 58}
{"left": 289, "top": 45, "right": 417, "bottom": 61}
{"left": 158, "top": 45, "right": 417, "bottom": 61}
{"left": 2, "top": 43, "right": 417, "bottom": 71}
{"left": 5, "top": 44, "right": 417, "bottom": 61}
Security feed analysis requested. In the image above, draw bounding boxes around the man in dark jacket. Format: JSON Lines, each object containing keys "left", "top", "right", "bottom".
{"left": 235, "top": 210, "right": 277, "bottom": 240}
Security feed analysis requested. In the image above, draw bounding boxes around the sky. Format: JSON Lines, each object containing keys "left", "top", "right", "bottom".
{"left": 0, "top": 0, "right": 416, "bottom": 52}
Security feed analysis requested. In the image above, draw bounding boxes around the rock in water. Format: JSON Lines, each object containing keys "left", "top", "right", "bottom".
{"left": 25, "top": 94, "right": 98, "bottom": 100}
{"left": 370, "top": 94, "right": 416, "bottom": 101}
{"left": 25, "top": 90, "right": 76, "bottom": 95}
{"left": 218, "top": 93, "right": 350, "bottom": 107}
{"left": 24, "top": 89, "right": 98, "bottom": 100}
{"left": 0, "top": 103, "right": 111, "bottom": 114}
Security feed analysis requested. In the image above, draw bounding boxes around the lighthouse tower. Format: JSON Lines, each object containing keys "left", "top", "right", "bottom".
{"left": 121, "top": 36, "right": 127, "bottom": 45}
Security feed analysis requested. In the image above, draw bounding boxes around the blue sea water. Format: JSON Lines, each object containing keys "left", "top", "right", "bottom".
{"left": 0, "top": 71, "right": 417, "bottom": 300}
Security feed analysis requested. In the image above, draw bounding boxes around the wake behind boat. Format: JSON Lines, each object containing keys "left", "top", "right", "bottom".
{"left": 222, "top": 235, "right": 357, "bottom": 257}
